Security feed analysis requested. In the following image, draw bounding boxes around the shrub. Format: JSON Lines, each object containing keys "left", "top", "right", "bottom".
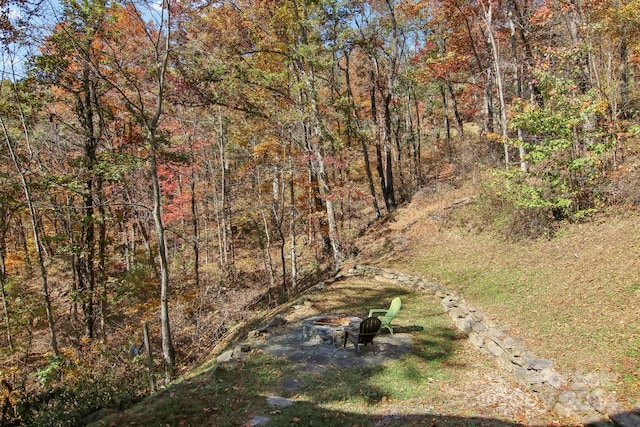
{"left": 18, "top": 351, "right": 148, "bottom": 427}
{"left": 469, "top": 171, "right": 557, "bottom": 240}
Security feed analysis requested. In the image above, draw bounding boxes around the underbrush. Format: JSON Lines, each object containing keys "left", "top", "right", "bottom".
{"left": 453, "top": 169, "right": 592, "bottom": 241}
{"left": 2, "top": 347, "right": 149, "bottom": 427}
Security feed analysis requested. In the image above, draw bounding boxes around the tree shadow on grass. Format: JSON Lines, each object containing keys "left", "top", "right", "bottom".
{"left": 267, "top": 401, "right": 549, "bottom": 427}
{"left": 88, "top": 321, "right": 621, "bottom": 427}
{"left": 91, "top": 277, "right": 618, "bottom": 427}
{"left": 309, "top": 283, "right": 414, "bottom": 318}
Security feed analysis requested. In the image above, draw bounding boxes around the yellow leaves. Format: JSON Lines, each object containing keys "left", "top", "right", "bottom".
{"left": 253, "top": 138, "right": 282, "bottom": 160}
{"left": 485, "top": 132, "right": 507, "bottom": 144}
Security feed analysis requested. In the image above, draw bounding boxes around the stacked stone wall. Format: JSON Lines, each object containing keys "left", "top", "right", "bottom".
{"left": 342, "top": 265, "right": 638, "bottom": 426}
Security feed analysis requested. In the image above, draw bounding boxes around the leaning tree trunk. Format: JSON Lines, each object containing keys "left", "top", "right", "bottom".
{"left": 1, "top": 118, "right": 58, "bottom": 357}
{"left": 482, "top": 0, "right": 510, "bottom": 169}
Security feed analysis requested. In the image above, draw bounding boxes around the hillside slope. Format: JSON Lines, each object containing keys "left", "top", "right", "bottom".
{"left": 352, "top": 183, "right": 640, "bottom": 408}
{"left": 90, "top": 181, "right": 640, "bottom": 426}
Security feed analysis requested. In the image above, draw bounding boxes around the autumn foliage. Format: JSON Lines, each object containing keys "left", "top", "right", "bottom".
{"left": 1, "top": 0, "right": 640, "bottom": 424}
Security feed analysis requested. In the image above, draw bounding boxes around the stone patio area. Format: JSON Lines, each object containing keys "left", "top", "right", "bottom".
{"left": 249, "top": 315, "right": 413, "bottom": 375}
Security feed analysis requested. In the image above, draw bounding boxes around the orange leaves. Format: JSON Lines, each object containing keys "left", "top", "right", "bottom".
{"left": 253, "top": 138, "right": 283, "bottom": 160}
{"left": 530, "top": 3, "right": 553, "bottom": 26}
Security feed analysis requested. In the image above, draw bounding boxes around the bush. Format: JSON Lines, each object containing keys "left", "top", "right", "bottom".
{"left": 18, "top": 352, "right": 148, "bottom": 427}
{"left": 469, "top": 171, "right": 557, "bottom": 240}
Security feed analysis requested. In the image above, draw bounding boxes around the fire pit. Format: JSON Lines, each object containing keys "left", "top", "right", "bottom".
{"left": 302, "top": 315, "right": 362, "bottom": 346}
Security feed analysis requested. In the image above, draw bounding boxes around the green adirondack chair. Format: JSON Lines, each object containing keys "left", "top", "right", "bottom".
{"left": 368, "top": 297, "right": 401, "bottom": 334}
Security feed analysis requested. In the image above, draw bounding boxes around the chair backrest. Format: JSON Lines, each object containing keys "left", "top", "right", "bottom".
{"left": 385, "top": 297, "right": 402, "bottom": 318}
{"left": 359, "top": 317, "right": 382, "bottom": 336}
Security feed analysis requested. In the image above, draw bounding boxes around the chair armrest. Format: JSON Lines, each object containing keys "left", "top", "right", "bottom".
{"left": 368, "top": 309, "right": 389, "bottom": 317}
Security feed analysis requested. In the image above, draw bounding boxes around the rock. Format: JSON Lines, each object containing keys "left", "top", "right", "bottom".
{"left": 569, "top": 373, "right": 590, "bottom": 392}
{"left": 541, "top": 368, "right": 565, "bottom": 389}
{"left": 267, "top": 396, "right": 294, "bottom": 407}
{"left": 554, "top": 401, "right": 575, "bottom": 418}
{"left": 435, "top": 290, "right": 448, "bottom": 298}
{"left": 258, "top": 316, "right": 287, "bottom": 332}
{"left": 489, "top": 329, "right": 515, "bottom": 349}
{"left": 509, "top": 343, "right": 527, "bottom": 358}
{"left": 558, "top": 390, "right": 594, "bottom": 413}
{"left": 249, "top": 415, "right": 271, "bottom": 426}
{"left": 453, "top": 317, "right": 472, "bottom": 334}
{"left": 448, "top": 306, "right": 466, "bottom": 319}
{"left": 531, "top": 382, "right": 559, "bottom": 408}
{"left": 514, "top": 365, "right": 544, "bottom": 385}
{"left": 442, "top": 296, "right": 458, "bottom": 309}
{"left": 232, "top": 345, "right": 251, "bottom": 359}
{"left": 471, "top": 322, "right": 488, "bottom": 333}
{"left": 524, "top": 357, "right": 554, "bottom": 371}
{"left": 587, "top": 389, "right": 609, "bottom": 413}
{"left": 217, "top": 350, "right": 234, "bottom": 363}
{"left": 485, "top": 340, "right": 507, "bottom": 359}
{"left": 468, "top": 311, "right": 485, "bottom": 323}
{"left": 468, "top": 332, "right": 484, "bottom": 348}
{"left": 381, "top": 272, "right": 398, "bottom": 280}
{"left": 509, "top": 353, "right": 526, "bottom": 367}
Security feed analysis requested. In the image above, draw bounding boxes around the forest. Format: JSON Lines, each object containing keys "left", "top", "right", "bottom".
{"left": 1, "top": 0, "right": 639, "bottom": 424}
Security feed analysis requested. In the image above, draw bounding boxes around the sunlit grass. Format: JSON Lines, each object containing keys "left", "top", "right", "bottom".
{"left": 390, "top": 206, "right": 640, "bottom": 406}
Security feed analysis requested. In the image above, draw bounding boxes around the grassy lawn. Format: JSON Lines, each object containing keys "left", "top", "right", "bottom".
{"left": 374, "top": 194, "right": 640, "bottom": 407}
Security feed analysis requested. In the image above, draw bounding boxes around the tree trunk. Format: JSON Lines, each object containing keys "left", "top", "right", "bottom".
{"left": 288, "top": 155, "right": 297, "bottom": 291}
{"left": 482, "top": 0, "right": 509, "bottom": 168}
{"left": 440, "top": 83, "right": 453, "bottom": 162}
{"left": 509, "top": 12, "right": 527, "bottom": 173}
{"left": 148, "top": 131, "right": 175, "bottom": 376}
{"left": 97, "top": 177, "right": 108, "bottom": 342}
{"left": 345, "top": 52, "right": 380, "bottom": 218}
{"left": 1, "top": 118, "right": 58, "bottom": 357}
{"left": 190, "top": 162, "right": 200, "bottom": 288}
{"left": 147, "top": 0, "right": 175, "bottom": 375}
{"left": 382, "top": 93, "right": 396, "bottom": 212}
{"left": 0, "top": 235, "right": 13, "bottom": 352}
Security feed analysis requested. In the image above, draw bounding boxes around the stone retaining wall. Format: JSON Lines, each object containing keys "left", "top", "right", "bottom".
{"left": 340, "top": 265, "right": 637, "bottom": 427}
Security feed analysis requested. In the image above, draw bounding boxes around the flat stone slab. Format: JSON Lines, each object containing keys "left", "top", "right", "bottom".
{"left": 249, "top": 415, "right": 270, "bottom": 426}
{"left": 267, "top": 396, "right": 294, "bottom": 407}
{"left": 280, "top": 377, "right": 305, "bottom": 391}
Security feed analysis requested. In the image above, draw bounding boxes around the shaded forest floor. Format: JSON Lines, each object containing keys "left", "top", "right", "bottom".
{"left": 90, "top": 180, "right": 640, "bottom": 426}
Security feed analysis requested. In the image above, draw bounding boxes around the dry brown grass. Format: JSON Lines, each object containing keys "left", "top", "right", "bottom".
{"left": 353, "top": 178, "right": 640, "bottom": 406}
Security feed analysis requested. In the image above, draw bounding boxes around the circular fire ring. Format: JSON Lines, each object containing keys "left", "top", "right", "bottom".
{"left": 302, "top": 315, "right": 362, "bottom": 346}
